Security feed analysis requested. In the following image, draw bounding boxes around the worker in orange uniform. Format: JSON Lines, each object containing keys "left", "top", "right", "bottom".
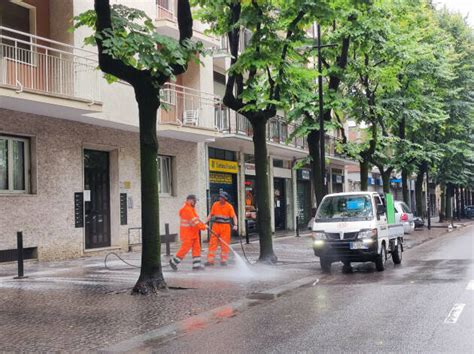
{"left": 205, "top": 191, "right": 238, "bottom": 266}
{"left": 170, "top": 195, "right": 207, "bottom": 271}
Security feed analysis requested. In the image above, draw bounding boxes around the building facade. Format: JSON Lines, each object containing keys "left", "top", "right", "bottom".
{"left": 0, "top": 0, "right": 354, "bottom": 261}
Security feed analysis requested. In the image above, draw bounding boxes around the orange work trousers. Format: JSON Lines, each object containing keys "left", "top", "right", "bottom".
{"left": 176, "top": 234, "right": 201, "bottom": 260}
{"left": 208, "top": 223, "right": 231, "bottom": 263}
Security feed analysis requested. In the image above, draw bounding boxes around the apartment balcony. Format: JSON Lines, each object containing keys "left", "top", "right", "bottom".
{"left": 213, "top": 110, "right": 308, "bottom": 159}
{"left": 155, "top": 0, "right": 219, "bottom": 47}
{"left": 213, "top": 30, "right": 252, "bottom": 71}
{"left": 157, "top": 82, "right": 222, "bottom": 142}
{"left": 214, "top": 110, "right": 354, "bottom": 162}
{"left": 0, "top": 26, "right": 102, "bottom": 120}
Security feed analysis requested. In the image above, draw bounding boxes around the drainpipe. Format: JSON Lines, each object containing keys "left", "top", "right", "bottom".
{"left": 291, "top": 158, "right": 298, "bottom": 232}
{"left": 269, "top": 155, "right": 275, "bottom": 234}
{"left": 237, "top": 151, "right": 246, "bottom": 237}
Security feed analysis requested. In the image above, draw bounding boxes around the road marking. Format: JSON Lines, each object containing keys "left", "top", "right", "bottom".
{"left": 444, "top": 304, "right": 466, "bottom": 324}
{"left": 466, "top": 280, "right": 474, "bottom": 290}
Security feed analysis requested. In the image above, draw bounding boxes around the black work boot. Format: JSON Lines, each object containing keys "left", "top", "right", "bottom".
{"left": 204, "top": 262, "right": 215, "bottom": 267}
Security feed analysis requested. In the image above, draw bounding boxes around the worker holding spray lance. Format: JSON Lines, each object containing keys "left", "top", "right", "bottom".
{"left": 169, "top": 195, "right": 207, "bottom": 271}
{"left": 205, "top": 191, "right": 238, "bottom": 266}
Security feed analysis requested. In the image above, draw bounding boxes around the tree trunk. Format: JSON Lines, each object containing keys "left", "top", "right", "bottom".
{"left": 381, "top": 170, "right": 391, "bottom": 194}
{"left": 455, "top": 187, "right": 460, "bottom": 220}
{"left": 446, "top": 184, "right": 453, "bottom": 223}
{"left": 415, "top": 171, "right": 424, "bottom": 218}
{"left": 307, "top": 130, "right": 324, "bottom": 205}
{"left": 402, "top": 169, "right": 409, "bottom": 204}
{"left": 439, "top": 184, "right": 446, "bottom": 222}
{"left": 132, "top": 94, "right": 167, "bottom": 295}
{"left": 360, "top": 160, "right": 369, "bottom": 191}
{"left": 252, "top": 118, "right": 277, "bottom": 263}
{"left": 460, "top": 187, "right": 465, "bottom": 218}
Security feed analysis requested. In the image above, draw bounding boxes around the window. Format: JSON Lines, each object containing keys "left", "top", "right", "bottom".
{"left": 0, "top": 1, "right": 36, "bottom": 62}
{"left": 208, "top": 148, "right": 236, "bottom": 161}
{"left": 400, "top": 202, "right": 412, "bottom": 213}
{"left": 0, "top": 135, "right": 30, "bottom": 193}
{"left": 158, "top": 155, "right": 173, "bottom": 196}
{"left": 273, "top": 159, "right": 284, "bottom": 168}
{"left": 316, "top": 194, "right": 373, "bottom": 222}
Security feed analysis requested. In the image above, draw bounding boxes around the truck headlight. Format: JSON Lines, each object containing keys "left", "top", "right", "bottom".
{"left": 312, "top": 231, "right": 327, "bottom": 240}
{"left": 357, "top": 229, "right": 377, "bottom": 240}
{"left": 312, "top": 231, "right": 326, "bottom": 248}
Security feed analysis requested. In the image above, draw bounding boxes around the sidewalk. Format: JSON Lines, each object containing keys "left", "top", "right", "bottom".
{"left": 0, "top": 222, "right": 471, "bottom": 352}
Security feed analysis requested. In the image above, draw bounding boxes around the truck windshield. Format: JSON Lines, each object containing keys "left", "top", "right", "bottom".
{"left": 315, "top": 195, "right": 374, "bottom": 222}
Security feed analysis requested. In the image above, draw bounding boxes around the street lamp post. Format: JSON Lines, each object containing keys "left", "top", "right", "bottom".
{"left": 317, "top": 24, "right": 326, "bottom": 195}
{"left": 300, "top": 24, "right": 337, "bottom": 201}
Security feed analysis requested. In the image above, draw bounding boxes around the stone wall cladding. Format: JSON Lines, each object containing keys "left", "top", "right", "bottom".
{"left": 0, "top": 109, "right": 203, "bottom": 260}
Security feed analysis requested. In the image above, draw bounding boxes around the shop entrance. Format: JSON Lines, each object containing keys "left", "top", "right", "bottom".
{"left": 274, "top": 178, "right": 286, "bottom": 230}
{"left": 84, "top": 149, "right": 111, "bottom": 249}
{"left": 209, "top": 172, "right": 238, "bottom": 212}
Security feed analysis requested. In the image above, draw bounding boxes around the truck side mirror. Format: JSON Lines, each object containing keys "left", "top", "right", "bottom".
{"left": 377, "top": 204, "right": 386, "bottom": 215}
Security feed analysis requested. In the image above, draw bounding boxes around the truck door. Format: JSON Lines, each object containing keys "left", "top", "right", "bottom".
{"left": 374, "top": 195, "right": 388, "bottom": 240}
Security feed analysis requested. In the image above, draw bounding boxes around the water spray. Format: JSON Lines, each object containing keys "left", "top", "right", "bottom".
{"left": 206, "top": 226, "right": 254, "bottom": 271}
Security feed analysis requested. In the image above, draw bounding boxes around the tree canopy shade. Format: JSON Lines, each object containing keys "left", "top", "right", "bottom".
{"left": 284, "top": 0, "right": 473, "bottom": 220}
{"left": 194, "top": 0, "right": 327, "bottom": 263}
{"left": 74, "top": 0, "right": 200, "bottom": 294}
{"left": 285, "top": 0, "right": 357, "bottom": 204}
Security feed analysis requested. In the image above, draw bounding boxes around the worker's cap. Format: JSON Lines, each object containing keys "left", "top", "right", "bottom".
{"left": 219, "top": 191, "right": 230, "bottom": 200}
{"left": 186, "top": 194, "right": 198, "bottom": 201}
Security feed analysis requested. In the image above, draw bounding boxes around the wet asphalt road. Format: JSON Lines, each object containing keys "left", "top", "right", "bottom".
{"left": 146, "top": 225, "right": 474, "bottom": 353}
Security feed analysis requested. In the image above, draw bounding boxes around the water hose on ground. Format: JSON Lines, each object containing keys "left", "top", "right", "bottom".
{"left": 104, "top": 252, "right": 140, "bottom": 270}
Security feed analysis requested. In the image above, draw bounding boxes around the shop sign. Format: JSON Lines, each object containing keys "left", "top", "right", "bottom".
{"left": 245, "top": 163, "right": 256, "bottom": 175}
{"left": 209, "top": 158, "right": 238, "bottom": 174}
{"left": 210, "top": 172, "right": 233, "bottom": 185}
{"left": 298, "top": 169, "right": 311, "bottom": 180}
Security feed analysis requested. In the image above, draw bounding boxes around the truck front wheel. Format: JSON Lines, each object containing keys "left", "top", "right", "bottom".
{"left": 320, "top": 257, "right": 331, "bottom": 273}
{"left": 375, "top": 244, "right": 386, "bottom": 271}
{"left": 392, "top": 240, "right": 403, "bottom": 265}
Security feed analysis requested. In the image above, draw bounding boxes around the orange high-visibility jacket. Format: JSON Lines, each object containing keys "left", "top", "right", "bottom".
{"left": 179, "top": 203, "right": 206, "bottom": 239}
{"left": 210, "top": 201, "right": 236, "bottom": 223}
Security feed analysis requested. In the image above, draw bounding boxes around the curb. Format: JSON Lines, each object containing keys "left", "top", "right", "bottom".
{"left": 405, "top": 222, "right": 473, "bottom": 250}
{"left": 101, "top": 275, "right": 318, "bottom": 352}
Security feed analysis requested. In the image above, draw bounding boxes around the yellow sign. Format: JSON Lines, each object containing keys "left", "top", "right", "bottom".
{"left": 210, "top": 173, "right": 233, "bottom": 185}
{"left": 209, "top": 158, "right": 238, "bottom": 174}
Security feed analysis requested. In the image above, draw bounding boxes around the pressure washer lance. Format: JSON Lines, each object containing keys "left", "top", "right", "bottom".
{"left": 204, "top": 224, "right": 254, "bottom": 265}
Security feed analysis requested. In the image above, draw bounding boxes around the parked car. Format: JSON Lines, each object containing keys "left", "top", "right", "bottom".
{"left": 394, "top": 200, "right": 415, "bottom": 234}
{"left": 465, "top": 205, "right": 474, "bottom": 219}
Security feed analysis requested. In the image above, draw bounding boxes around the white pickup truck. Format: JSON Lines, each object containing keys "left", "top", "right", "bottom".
{"left": 312, "top": 192, "right": 404, "bottom": 273}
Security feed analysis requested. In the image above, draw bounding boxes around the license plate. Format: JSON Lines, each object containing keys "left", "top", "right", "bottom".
{"left": 350, "top": 241, "right": 368, "bottom": 250}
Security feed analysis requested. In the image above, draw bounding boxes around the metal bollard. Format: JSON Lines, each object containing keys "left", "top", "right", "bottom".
{"left": 296, "top": 216, "right": 300, "bottom": 237}
{"left": 165, "top": 223, "right": 171, "bottom": 257}
{"left": 14, "top": 232, "right": 26, "bottom": 279}
{"left": 245, "top": 219, "right": 250, "bottom": 244}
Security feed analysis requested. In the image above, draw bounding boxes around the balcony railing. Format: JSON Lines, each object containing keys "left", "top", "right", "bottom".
{"left": 216, "top": 110, "right": 306, "bottom": 149}
{"left": 160, "top": 82, "right": 221, "bottom": 129}
{"left": 156, "top": 0, "right": 177, "bottom": 21}
{"left": 215, "top": 110, "right": 349, "bottom": 156}
{"left": 0, "top": 26, "right": 101, "bottom": 103}
{"left": 214, "top": 29, "right": 252, "bottom": 57}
